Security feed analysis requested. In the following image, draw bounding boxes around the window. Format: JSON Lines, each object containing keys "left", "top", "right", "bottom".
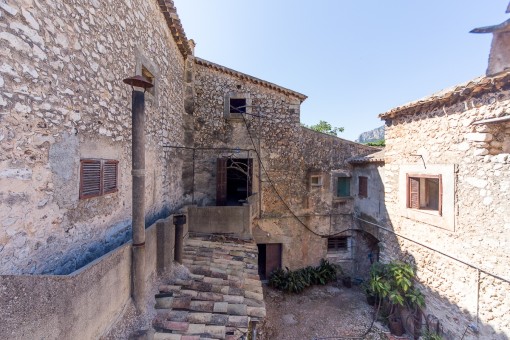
{"left": 336, "top": 177, "right": 351, "bottom": 197}
{"left": 230, "top": 98, "right": 246, "bottom": 114}
{"left": 310, "top": 175, "right": 323, "bottom": 187}
{"left": 142, "top": 65, "right": 155, "bottom": 96}
{"left": 80, "top": 159, "right": 118, "bottom": 199}
{"left": 358, "top": 176, "right": 368, "bottom": 198}
{"left": 406, "top": 174, "right": 442, "bottom": 214}
{"left": 327, "top": 237, "right": 348, "bottom": 252}
{"left": 224, "top": 93, "right": 251, "bottom": 120}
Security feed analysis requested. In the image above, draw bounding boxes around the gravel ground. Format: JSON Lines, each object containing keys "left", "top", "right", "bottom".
{"left": 258, "top": 282, "right": 389, "bottom": 340}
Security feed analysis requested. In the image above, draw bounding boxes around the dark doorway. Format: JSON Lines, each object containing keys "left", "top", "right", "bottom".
{"left": 257, "top": 243, "right": 282, "bottom": 280}
{"left": 216, "top": 158, "right": 252, "bottom": 206}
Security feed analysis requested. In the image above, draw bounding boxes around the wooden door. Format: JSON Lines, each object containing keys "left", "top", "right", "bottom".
{"left": 265, "top": 243, "right": 282, "bottom": 278}
{"left": 216, "top": 158, "right": 227, "bottom": 206}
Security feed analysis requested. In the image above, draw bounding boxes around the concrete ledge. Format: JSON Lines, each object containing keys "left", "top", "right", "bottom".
{"left": 0, "top": 218, "right": 174, "bottom": 340}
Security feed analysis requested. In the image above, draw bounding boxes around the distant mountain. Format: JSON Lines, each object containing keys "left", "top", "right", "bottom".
{"left": 356, "top": 126, "right": 385, "bottom": 143}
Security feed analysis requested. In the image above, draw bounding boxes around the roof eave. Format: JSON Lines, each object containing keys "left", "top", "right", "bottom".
{"left": 159, "top": 0, "right": 191, "bottom": 58}
{"left": 195, "top": 57, "right": 308, "bottom": 102}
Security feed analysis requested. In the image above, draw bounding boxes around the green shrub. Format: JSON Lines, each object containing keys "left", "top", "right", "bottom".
{"left": 268, "top": 259, "right": 340, "bottom": 293}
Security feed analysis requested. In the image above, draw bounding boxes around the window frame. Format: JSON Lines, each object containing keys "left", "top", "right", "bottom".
{"left": 224, "top": 92, "right": 251, "bottom": 121}
{"left": 79, "top": 159, "right": 119, "bottom": 200}
{"left": 310, "top": 175, "right": 323, "bottom": 187}
{"left": 406, "top": 174, "right": 442, "bottom": 215}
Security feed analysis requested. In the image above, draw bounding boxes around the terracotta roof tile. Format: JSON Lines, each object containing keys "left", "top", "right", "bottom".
{"left": 195, "top": 57, "right": 308, "bottom": 102}
{"left": 379, "top": 71, "right": 510, "bottom": 120}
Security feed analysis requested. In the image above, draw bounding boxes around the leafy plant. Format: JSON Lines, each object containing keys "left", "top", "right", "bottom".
{"left": 422, "top": 330, "right": 443, "bottom": 340}
{"left": 366, "top": 260, "right": 426, "bottom": 334}
{"left": 302, "top": 120, "right": 344, "bottom": 136}
{"left": 366, "top": 139, "right": 385, "bottom": 147}
{"left": 268, "top": 259, "right": 340, "bottom": 293}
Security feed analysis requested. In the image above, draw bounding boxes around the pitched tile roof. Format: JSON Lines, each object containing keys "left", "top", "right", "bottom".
{"left": 348, "top": 149, "right": 385, "bottom": 164}
{"left": 158, "top": 0, "right": 191, "bottom": 57}
{"left": 379, "top": 71, "right": 510, "bottom": 120}
{"left": 195, "top": 57, "right": 308, "bottom": 102}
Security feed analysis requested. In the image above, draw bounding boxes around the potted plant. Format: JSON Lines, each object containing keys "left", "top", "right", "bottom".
{"left": 367, "top": 261, "right": 425, "bottom": 336}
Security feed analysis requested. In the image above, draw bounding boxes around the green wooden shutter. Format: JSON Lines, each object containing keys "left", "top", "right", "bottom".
{"left": 337, "top": 177, "right": 350, "bottom": 197}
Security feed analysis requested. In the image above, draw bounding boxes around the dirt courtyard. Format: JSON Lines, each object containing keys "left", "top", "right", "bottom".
{"left": 258, "top": 283, "right": 388, "bottom": 340}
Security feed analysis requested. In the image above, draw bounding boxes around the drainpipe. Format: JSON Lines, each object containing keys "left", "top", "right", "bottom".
{"left": 123, "top": 75, "right": 154, "bottom": 313}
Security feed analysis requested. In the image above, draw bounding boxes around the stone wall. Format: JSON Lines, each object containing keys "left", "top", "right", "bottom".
{"left": 192, "top": 60, "right": 377, "bottom": 270}
{"left": 0, "top": 0, "right": 187, "bottom": 274}
{"left": 381, "top": 79, "right": 510, "bottom": 338}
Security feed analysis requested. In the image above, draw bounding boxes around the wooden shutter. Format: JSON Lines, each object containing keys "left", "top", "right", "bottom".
{"left": 408, "top": 176, "right": 420, "bottom": 209}
{"left": 438, "top": 174, "right": 443, "bottom": 216}
{"left": 103, "top": 160, "right": 118, "bottom": 194}
{"left": 358, "top": 176, "right": 368, "bottom": 198}
{"left": 80, "top": 160, "right": 102, "bottom": 199}
{"left": 216, "top": 158, "right": 227, "bottom": 206}
{"left": 328, "top": 237, "right": 348, "bottom": 251}
{"left": 337, "top": 177, "right": 350, "bottom": 197}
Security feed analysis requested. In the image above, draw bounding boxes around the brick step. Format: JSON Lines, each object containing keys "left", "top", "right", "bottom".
{"left": 154, "top": 322, "right": 226, "bottom": 339}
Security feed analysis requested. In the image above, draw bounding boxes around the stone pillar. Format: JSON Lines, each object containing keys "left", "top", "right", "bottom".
{"left": 173, "top": 214, "right": 186, "bottom": 263}
{"left": 157, "top": 218, "right": 175, "bottom": 273}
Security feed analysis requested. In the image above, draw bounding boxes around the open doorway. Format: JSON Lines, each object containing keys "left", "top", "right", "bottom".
{"left": 216, "top": 158, "right": 252, "bottom": 206}
{"left": 257, "top": 243, "right": 282, "bottom": 280}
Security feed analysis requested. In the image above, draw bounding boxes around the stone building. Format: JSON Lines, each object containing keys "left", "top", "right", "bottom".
{"left": 360, "top": 10, "right": 510, "bottom": 339}
{"left": 0, "top": 0, "right": 378, "bottom": 337}
{"left": 0, "top": 0, "right": 192, "bottom": 275}
{"left": 187, "top": 56, "right": 377, "bottom": 278}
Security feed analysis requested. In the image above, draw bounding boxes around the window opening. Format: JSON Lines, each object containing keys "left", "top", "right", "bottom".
{"left": 310, "top": 175, "right": 322, "bottom": 187}
{"left": 230, "top": 98, "right": 246, "bottom": 114}
{"left": 337, "top": 177, "right": 351, "bottom": 197}
{"left": 407, "top": 174, "right": 442, "bottom": 214}
{"left": 216, "top": 158, "right": 252, "bottom": 206}
{"left": 141, "top": 65, "right": 155, "bottom": 95}
{"left": 328, "top": 237, "right": 348, "bottom": 252}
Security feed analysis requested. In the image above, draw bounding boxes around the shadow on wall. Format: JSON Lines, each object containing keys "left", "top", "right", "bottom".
{"left": 364, "top": 219, "right": 509, "bottom": 340}
{"left": 46, "top": 208, "right": 170, "bottom": 275}
{"left": 352, "top": 163, "right": 508, "bottom": 339}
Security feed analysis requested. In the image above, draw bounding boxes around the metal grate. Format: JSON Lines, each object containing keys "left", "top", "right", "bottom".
{"left": 328, "top": 237, "right": 348, "bottom": 251}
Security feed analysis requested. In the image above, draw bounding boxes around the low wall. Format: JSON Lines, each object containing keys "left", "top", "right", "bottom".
{"left": 0, "top": 217, "right": 178, "bottom": 340}
{"left": 187, "top": 205, "right": 251, "bottom": 239}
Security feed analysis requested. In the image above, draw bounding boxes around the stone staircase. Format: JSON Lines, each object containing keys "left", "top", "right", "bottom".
{"left": 152, "top": 236, "right": 266, "bottom": 340}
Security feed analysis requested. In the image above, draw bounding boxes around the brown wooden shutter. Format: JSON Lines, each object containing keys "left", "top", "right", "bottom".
{"left": 80, "top": 160, "right": 102, "bottom": 199}
{"left": 438, "top": 174, "right": 443, "bottom": 216}
{"left": 408, "top": 176, "right": 420, "bottom": 209}
{"left": 359, "top": 176, "right": 368, "bottom": 198}
{"left": 103, "top": 160, "right": 118, "bottom": 194}
{"left": 216, "top": 158, "right": 227, "bottom": 206}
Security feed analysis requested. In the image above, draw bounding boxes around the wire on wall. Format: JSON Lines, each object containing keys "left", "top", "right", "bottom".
{"left": 238, "top": 106, "right": 354, "bottom": 238}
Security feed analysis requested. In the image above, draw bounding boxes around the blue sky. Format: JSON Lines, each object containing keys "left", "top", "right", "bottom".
{"left": 173, "top": 1, "right": 509, "bottom": 141}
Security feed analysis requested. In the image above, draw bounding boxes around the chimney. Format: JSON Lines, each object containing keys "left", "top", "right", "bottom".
{"left": 470, "top": 4, "right": 510, "bottom": 77}
{"left": 471, "top": 4, "right": 510, "bottom": 76}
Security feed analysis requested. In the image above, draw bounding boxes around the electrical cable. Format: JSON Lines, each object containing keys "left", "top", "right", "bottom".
{"left": 353, "top": 216, "right": 510, "bottom": 284}
{"left": 238, "top": 108, "right": 356, "bottom": 238}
